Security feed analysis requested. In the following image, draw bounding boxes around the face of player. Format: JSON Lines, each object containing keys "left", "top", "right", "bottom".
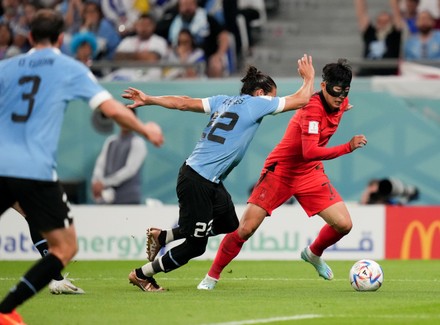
{"left": 321, "top": 82, "right": 350, "bottom": 110}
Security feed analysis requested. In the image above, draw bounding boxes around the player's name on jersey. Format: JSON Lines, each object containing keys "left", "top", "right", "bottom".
{"left": 19, "top": 57, "right": 55, "bottom": 68}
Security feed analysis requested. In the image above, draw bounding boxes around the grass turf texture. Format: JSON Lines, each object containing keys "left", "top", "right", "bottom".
{"left": 1, "top": 260, "right": 439, "bottom": 325}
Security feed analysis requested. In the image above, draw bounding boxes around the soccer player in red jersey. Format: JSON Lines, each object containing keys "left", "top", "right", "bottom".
{"left": 198, "top": 58, "right": 368, "bottom": 290}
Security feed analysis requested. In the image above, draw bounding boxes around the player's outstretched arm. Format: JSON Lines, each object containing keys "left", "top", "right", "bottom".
{"left": 282, "top": 54, "right": 315, "bottom": 112}
{"left": 99, "top": 98, "right": 164, "bottom": 147}
{"left": 122, "top": 87, "right": 205, "bottom": 113}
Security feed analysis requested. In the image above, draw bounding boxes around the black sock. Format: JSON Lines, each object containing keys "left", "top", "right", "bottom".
{"left": 158, "top": 231, "right": 167, "bottom": 246}
{"left": 135, "top": 268, "right": 147, "bottom": 280}
{"left": 172, "top": 227, "right": 185, "bottom": 240}
{"left": 0, "top": 254, "right": 64, "bottom": 313}
{"left": 29, "top": 228, "right": 63, "bottom": 281}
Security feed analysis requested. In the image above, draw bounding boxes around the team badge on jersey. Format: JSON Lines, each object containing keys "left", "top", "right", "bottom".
{"left": 308, "top": 121, "right": 319, "bottom": 134}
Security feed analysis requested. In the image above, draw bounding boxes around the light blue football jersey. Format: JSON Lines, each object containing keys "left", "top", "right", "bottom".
{"left": 186, "top": 94, "right": 285, "bottom": 183}
{"left": 0, "top": 48, "right": 112, "bottom": 181}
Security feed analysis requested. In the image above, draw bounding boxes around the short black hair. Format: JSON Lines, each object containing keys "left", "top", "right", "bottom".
{"left": 322, "top": 58, "right": 352, "bottom": 85}
{"left": 30, "top": 9, "right": 64, "bottom": 44}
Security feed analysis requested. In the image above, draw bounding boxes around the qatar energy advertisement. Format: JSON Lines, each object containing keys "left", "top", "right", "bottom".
{"left": 1, "top": 204, "right": 439, "bottom": 260}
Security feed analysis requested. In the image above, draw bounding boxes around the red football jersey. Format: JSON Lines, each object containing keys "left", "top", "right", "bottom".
{"left": 264, "top": 92, "right": 352, "bottom": 179}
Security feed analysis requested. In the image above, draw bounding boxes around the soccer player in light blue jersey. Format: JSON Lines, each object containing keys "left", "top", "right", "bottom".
{"left": 122, "top": 54, "right": 315, "bottom": 291}
{"left": 0, "top": 9, "right": 163, "bottom": 324}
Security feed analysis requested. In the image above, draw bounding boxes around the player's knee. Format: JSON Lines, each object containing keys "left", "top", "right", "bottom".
{"left": 187, "top": 238, "right": 207, "bottom": 258}
{"left": 237, "top": 224, "right": 256, "bottom": 240}
{"left": 336, "top": 218, "right": 352, "bottom": 235}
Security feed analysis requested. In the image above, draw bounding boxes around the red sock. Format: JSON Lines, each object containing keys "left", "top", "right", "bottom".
{"left": 309, "top": 224, "right": 345, "bottom": 256}
{"left": 208, "top": 230, "right": 246, "bottom": 280}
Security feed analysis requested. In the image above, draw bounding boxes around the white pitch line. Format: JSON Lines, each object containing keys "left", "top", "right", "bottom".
{"left": 202, "top": 314, "right": 322, "bottom": 325}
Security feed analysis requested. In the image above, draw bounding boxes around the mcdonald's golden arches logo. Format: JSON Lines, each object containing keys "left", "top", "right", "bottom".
{"left": 401, "top": 220, "right": 440, "bottom": 259}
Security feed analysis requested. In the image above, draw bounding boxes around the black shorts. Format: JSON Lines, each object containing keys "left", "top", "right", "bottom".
{"left": 0, "top": 176, "right": 73, "bottom": 233}
{"left": 176, "top": 163, "right": 238, "bottom": 238}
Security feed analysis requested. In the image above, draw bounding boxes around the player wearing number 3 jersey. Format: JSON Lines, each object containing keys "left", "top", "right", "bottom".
{"left": 123, "top": 55, "right": 315, "bottom": 291}
{"left": 0, "top": 9, "right": 163, "bottom": 323}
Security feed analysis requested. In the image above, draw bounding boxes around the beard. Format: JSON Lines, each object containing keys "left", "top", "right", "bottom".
{"left": 181, "top": 13, "right": 194, "bottom": 23}
{"left": 418, "top": 26, "right": 433, "bottom": 36}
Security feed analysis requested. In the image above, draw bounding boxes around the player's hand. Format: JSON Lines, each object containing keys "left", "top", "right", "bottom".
{"left": 144, "top": 121, "right": 164, "bottom": 147}
{"left": 297, "top": 54, "right": 314, "bottom": 81}
{"left": 349, "top": 135, "right": 367, "bottom": 151}
{"left": 122, "top": 87, "right": 148, "bottom": 109}
{"left": 92, "top": 180, "right": 104, "bottom": 199}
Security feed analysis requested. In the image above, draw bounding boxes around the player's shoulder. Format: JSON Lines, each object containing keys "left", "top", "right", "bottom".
{"left": 303, "top": 93, "right": 323, "bottom": 110}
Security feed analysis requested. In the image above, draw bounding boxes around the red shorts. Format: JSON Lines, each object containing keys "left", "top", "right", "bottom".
{"left": 248, "top": 166, "right": 342, "bottom": 217}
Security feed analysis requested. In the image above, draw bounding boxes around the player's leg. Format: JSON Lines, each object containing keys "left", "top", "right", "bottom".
{"left": 130, "top": 163, "right": 213, "bottom": 291}
{"left": 0, "top": 179, "right": 77, "bottom": 316}
{"left": 0, "top": 178, "right": 26, "bottom": 323}
{"left": 297, "top": 171, "right": 351, "bottom": 280}
{"left": 199, "top": 169, "right": 292, "bottom": 289}
{"left": 146, "top": 227, "right": 184, "bottom": 261}
{"left": 12, "top": 202, "right": 84, "bottom": 294}
{"left": 198, "top": 203, "right": 267, "bottom": 290}
{"left": 301, "top": 201, "right": 352, "bottom": 281}
{"left": 313, "top": 201, "right": 352, "bottom": 255}
{"left": 146, "top": 164, "right": 206, "bottom": 261}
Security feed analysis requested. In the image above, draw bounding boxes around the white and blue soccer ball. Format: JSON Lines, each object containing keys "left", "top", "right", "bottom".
{"left": 349, "top": 259, "right": 384, "bottom": 291}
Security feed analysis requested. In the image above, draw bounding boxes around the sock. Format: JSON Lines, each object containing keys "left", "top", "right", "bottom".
{"left": 0, "top": 254, "right": 64, "bottom": 313}
{"left": 309, "top": 224, "right": 345, "bottom": 256}
{"left": 157, "top": 227, "right": 184, "bottom": 246}
{"left": 137, "top": 258, "right": 163, "bottom": 279}
{"left": 29, "top": 228, "right": 63, "bottom": 281}
{"left": 208, "top": 230, "right": 246, "bottom": 280}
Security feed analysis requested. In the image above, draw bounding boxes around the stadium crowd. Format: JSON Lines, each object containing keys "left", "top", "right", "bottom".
{"left": 0, "top": 0, "right": 265, "bottom": 79}
{"left": 1, "top": 0, "right": 440, "bottom": 79}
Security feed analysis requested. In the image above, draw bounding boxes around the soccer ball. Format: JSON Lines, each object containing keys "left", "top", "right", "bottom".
{"left": 349, "top": 259, "right": 384, "bottom": 291}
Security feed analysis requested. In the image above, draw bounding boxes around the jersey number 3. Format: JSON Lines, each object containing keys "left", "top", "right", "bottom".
{"left": 12, "top": 75, "right": 41, "bottom": 123}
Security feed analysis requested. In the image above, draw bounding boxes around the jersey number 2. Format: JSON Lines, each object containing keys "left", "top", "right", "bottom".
{"left": 12, "top": 76, "right": 41, "bottom": 123}
{"left": 207, "top": 112, "right": 239, "bottom": 144}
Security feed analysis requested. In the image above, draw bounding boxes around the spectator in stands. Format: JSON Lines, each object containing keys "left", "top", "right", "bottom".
{"left": 168, "top": 0, "right": 231, "bottom": 77}
{"left": 70, "top": 31, "right": 104, "bottom": 77}
{"left": 66, "top": 1, "right": 121, "bottom": 60}
{"left": 100, "top": 0, "right": 147, "bottom": 37}
{"left": 12, "top": 1, "right": 39, "bottom": 53}
{"left": 92, "top": 109, "right": 160, "bottom": 205}
{"left": 237, "top": 0, "right": 264, "bottom": 56}
{"left": 390, "top": 0, "right": 420, "bottom": 34}
{"left": 0, "top": 22, "right": 20, "bottom": 59}
{"left": 0, "top": 0, "right": 21, "bottom": 26}
{"left": 404, "top": 10, "right": 440, "bottom": 59}
{"left": 1, "top": 0, "right": 22, "bottom": 47}
{"left": 163, "top": 28, "right": 205, "bottom": 79}
{"left": 354, "top": 0, "right": 402, "bottom": 76}
{"left": 103, "top": 13, "right": 168, "bottom": 81}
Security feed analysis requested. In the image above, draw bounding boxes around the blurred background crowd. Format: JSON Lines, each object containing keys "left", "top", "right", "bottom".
{"left": 2, "top": 0, "right": 440, "bottom": 80}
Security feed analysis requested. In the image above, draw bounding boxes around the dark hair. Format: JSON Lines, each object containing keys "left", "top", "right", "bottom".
{"left": 83, "top": 1, "right": 104, "bottom": 22}
{"left": 322, "top": 58, "right": 352, "bottom": 85}
{"left": 178, "top": 28, "right": 196, "bottom": 49}
{"left": 138, "top": 13, "right": 156, "bottom": 24}
{"left": 30, "top": 9, "right": 64, "bottom": 44}
{"left": 240, "top": 66, "right": 276, "bottom": 95}
{"left": 0, "top": 23, "right": 14, "bottom": 46}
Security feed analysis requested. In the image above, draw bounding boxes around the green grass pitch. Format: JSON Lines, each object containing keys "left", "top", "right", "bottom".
{"left": 1, "top": 260, "right": 439, "bottom": 325}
